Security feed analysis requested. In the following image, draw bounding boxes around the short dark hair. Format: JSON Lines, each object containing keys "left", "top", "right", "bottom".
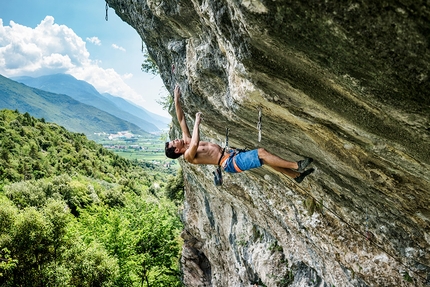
{"left": 165, "top": 142, "right": 182, "bottom": 159}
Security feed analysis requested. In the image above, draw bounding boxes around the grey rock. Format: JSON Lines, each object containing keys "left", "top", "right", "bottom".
{"left": 107, "top": 0, "right": 430, "bottom": 286}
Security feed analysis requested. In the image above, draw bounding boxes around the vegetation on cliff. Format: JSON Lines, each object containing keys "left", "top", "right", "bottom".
{"left": 0, "top": 109, "right": 184, "bottom": 286}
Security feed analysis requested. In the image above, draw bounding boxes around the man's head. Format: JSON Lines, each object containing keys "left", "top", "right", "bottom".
{"left": 165, "top": 140, "right": 183, "bottom": 159}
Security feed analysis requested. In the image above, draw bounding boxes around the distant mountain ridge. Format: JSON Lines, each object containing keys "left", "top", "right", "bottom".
{"left": 12, "top": 74, "right": 169, "bottom": 132}
{"left": 100, "top": 92, "right": 170, "bottom": 130}
{"left": 0, "top": 74, "right": 148, "bottom": 138}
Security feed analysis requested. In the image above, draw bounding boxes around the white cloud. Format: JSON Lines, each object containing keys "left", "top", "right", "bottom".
{"left": 112, "top": 43, "right": 126, "bottom": 52}
{"left": 0, "top": 16, "right": 144, "bottom": 104}
{"left": 122, "top": 73, "right": 133, "bottom": 79}
{"left": 86, "top": 36, "right": 101, "bottom": 46}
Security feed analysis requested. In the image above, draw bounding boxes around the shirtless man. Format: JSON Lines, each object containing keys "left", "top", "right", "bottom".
{"left": 165, "top": 85, "right": 314, "bottom": 183}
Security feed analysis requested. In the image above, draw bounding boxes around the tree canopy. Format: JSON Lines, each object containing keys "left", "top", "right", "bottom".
{"left": 0, "top": 109, "right": 184, "bottom": 287}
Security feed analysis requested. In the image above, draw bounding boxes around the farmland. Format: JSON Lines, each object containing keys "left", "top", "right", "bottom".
{"left": 93, "top": 131, "right": 179, "bottom": 170}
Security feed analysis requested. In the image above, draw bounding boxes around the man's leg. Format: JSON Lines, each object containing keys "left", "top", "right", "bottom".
{"left": 257, "top": 148, "right": 299, "bottom": 170}
{"left": 270, "top": 166, "right": 301, "bottom": 178}
{"left": 257, "top": 148, "right": 314, "bottom": 181}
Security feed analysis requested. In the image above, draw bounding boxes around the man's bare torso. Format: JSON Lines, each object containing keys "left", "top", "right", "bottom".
{"left": 185, "top": 141, "right": 223, "bottom": 165}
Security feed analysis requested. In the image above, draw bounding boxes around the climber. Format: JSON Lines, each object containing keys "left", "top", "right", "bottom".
{"left": 165, "top": 85, "right": 315, "bottom": 183}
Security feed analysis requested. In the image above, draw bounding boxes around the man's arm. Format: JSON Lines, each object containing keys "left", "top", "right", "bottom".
{"left": 174, "top": 85, "right": 191, "bottom": 139}
{"left": 184, "top": 112, "right": 202, "bottom": 162}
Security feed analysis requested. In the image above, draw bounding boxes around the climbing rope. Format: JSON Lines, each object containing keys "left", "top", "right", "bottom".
{"left": 282, "top": 175, "right": 428, "bottom": 284}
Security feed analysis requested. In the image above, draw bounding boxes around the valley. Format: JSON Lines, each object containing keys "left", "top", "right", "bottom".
{"left": 93, "top": 131, "right": 178, "bottom": 170}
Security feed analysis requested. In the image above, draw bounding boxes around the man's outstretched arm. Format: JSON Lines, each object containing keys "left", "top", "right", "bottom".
{"left": 184, "top": 112, "right": 202, "bottom": 162}
{"left": 174, "top": 85, "right": 191, "bottom": 139}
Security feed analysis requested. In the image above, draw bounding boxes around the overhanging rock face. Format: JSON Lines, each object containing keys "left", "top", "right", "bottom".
{"left": 106, "top": 0, "right": 430, "bottom": 286}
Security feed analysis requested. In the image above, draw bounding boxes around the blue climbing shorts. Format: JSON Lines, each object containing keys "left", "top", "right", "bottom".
{"left": 221, "top": 149, "right": 263, "bottom": 173}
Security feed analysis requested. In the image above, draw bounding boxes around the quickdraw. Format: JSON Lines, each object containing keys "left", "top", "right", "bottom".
{"left": 105, "top": 1, "right": 109, "bottom": 21}
{"left": 257, "top": 106, "right": 262, "bottom": 142}
{"left": 213, "top": 128, "right": 229, "bottom": 186}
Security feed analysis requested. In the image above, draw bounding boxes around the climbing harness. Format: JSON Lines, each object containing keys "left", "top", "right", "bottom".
{"left": 257, "top": 106, "right": 262, "bottom": 142}
{"left": 214, "top": 106, "right": 262, "bottom": 185}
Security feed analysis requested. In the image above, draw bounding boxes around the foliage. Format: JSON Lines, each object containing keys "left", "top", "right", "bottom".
{"left": 164, "top": 168, "right": 185, "bottom": 204}
{"left": 141, "top": 49, "right": 159, "bottom": 75}
{"left": 0, "top": 109, "right": 139, "bottom": 185}
{"left": 402, "top": 271, "right": 413, "bottom": 282}
{"left": 75, "top": 194, "right": 182, "bottom": 286}
{"left": 268, "top": 241, "right": 283, "bottom": 253}
{"left": 0, "top": 109, "right": 184, "bottom": 286}
{"left": 156, "top": 93, "right": 173, "bottom": 114}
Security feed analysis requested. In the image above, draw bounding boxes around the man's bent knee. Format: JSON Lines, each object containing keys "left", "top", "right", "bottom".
{"left": 257, "top": 148, "right": 268, "bottom": 159}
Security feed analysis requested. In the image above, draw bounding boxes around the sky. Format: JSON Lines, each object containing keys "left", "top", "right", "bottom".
{"left": 0, "top": 0, "right": 170, "bottom": 118}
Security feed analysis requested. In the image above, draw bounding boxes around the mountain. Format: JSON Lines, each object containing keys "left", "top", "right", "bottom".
{"left": 13, "top": 74, "right": 162, "bottom": 132}
{"left": 0, "top": 74, "right": 148, "bottom": 138}
{"left": 101, "top": 92, "right": 170, "bottom": 130}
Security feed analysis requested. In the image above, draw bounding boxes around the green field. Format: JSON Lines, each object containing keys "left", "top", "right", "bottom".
{"left": 93, "top": 133, "right": 179, "bottom": 170}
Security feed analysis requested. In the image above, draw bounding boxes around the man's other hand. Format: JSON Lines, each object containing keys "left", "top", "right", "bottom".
{"left": 174, "top": 84, "right": 181, "bottom": 101}
{"left": 195, "top": 112, "right": 202, "bottom": 125}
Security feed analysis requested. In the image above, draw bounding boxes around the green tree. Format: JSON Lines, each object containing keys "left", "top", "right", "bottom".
{"left": 131, "top": 197, "right": 182, "bottom": 286}
{"left": 165, "top": 168, "right": 184, "bottom": 204}
{"left": 141, "top": 49, "right": 159, "bottom": 75}
{"left": 0, "top": 109, "right": 184, "bottom": 286}
{"left": 65, "top": 239, "right": 119, "bottom": 287}
{"left": 76, "top": 194, "right": 182, "bottom": 287}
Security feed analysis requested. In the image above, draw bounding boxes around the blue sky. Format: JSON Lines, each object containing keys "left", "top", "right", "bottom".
{"left": 0, "top": 0, "right": 170, "bottom": 117}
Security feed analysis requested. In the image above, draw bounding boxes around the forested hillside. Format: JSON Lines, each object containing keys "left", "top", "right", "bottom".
{"left": 0, "top": 109, "right": 184, "bottom": 286}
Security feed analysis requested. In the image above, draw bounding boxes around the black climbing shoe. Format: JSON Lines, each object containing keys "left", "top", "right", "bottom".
{"left": 294, "top": 168, "right": 315, "bottom": 183}
{"left": 297, "top": 158, "right": 313, "bottom": 173}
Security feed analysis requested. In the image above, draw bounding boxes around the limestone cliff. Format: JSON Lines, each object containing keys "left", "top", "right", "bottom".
{"left": 106, "top": 0, "right": 430, "bottom": 286}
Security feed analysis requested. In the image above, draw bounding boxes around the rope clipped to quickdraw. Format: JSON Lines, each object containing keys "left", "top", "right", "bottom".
{"left": 213, "top": 128, "right": 229, "bottom": 186}
{"left": 105, "top": 1, "right": 109, "bottom": 21}
{"left": 257, "top": 106, "right": 262, "bottom": 142}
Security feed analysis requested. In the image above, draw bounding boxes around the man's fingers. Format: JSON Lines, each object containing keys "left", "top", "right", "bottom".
{"left": 174, "top": 84, "right": 181, "bottom": 98}
{"left": 196, "top": 112, "right": 203, "bottom": 122}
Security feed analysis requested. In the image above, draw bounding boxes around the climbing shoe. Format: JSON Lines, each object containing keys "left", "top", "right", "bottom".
{"left": 297, "top": 158, "right": 313, "bottom": 173}
{"left": 294, "top": 168, "right": 315, "bottom": 184}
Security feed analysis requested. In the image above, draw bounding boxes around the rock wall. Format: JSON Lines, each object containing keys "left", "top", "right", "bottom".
{"left": 106, "top": 0, "right": 430, "bottom": 286}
